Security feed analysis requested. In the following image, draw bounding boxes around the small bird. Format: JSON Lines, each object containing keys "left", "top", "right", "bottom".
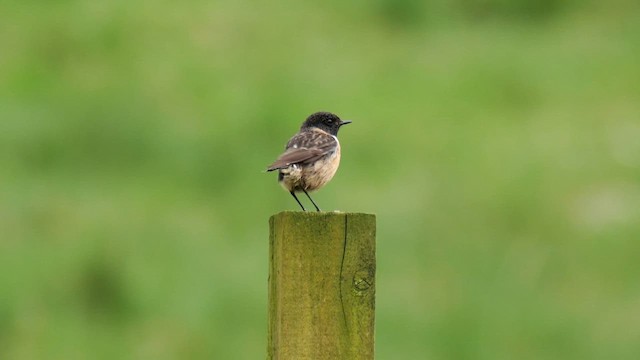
{"left": 267, "top": 111, "right": 351, "bottom": 211}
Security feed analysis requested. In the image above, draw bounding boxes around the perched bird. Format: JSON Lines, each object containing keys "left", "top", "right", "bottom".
{"left": 267, "top": 111, "right": 351, "bottom": 211}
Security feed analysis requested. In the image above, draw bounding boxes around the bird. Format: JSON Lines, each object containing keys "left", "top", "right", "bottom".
{"left": 266, "top": 111, "right": 351, "bottom": 211}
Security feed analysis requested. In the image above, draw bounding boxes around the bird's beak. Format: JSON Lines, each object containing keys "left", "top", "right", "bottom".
{"left": 340, "top": 120, "right": 352, "bottom": 126}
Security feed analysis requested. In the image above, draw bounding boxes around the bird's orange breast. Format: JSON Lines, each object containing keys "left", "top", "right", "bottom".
{"left": 279, "top": 138, "right": 341, "bottom": 192}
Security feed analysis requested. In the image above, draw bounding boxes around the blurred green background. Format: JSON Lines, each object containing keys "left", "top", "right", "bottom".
{"left": 2, "top": 0, "right": 640, "bottom": 359}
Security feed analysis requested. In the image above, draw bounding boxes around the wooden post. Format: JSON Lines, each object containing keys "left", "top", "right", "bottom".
{"left": 267, "top": 211, "right": 376, "bottom": 360}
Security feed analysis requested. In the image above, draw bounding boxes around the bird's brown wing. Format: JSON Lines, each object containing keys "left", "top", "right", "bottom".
{"left": 266, "top": 131, "right": 337, "bottom": 171}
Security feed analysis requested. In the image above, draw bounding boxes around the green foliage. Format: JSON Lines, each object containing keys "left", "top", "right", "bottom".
{"left": 374, "top": 0, "right": 569, "bottom": 26}
{"left": 2, "top": 1, "right": 640, "bottom": 359}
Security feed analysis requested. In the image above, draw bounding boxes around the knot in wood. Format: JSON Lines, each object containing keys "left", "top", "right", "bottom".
{"left": 353, "top": 269, "right": 372, "bottom": 292}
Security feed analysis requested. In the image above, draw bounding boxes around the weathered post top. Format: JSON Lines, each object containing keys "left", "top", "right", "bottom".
{"left": 268, "top": 211, "right": 376, "bottom": 360}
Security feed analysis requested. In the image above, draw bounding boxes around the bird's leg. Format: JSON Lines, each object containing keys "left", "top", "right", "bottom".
{"left": 290, "top": 191, "right": 306, "bottom": 211}
{"left": 302, "top": 189, "right": 321, "bottom": 212}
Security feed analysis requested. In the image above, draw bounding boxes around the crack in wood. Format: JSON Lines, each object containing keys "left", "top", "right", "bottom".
{"left": 339, "top": 214, "right": 349, "bottom": 333}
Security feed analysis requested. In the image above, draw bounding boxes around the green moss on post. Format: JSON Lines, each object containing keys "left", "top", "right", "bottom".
{"left": 268, "top": 211, "right": 376, "bottom": 360}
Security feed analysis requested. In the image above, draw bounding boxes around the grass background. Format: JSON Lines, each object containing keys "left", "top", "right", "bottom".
{"left": 1, "top": 0, "right": 640, "bottom": 359}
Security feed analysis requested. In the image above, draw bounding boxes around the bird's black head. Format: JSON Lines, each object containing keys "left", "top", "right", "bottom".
{"left": 300, "top": 111, "right": 352, "bottom": 136}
